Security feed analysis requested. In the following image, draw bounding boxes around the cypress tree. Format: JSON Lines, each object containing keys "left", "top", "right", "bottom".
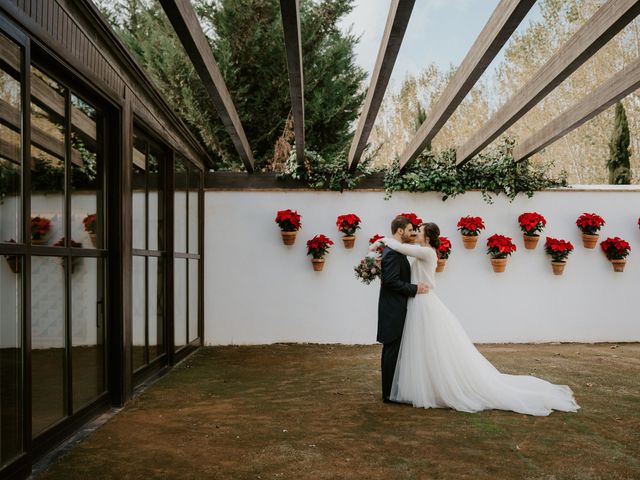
{"left": 607, "top": 102, "right": 632, "bottom": 184}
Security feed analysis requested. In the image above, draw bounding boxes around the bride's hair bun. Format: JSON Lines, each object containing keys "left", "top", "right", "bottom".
{"left": 421, "top": 222, "right": 440, "bottom": 249}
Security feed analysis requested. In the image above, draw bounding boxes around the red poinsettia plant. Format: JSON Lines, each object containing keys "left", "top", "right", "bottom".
{"left": 399, "top": 212, "right": 423, "bottom": 228}
{"left": 576, "top": 213, "right": 605, "bottom": 235}
{"left": 275, "top": 209, "right": 302, "bottom": 232}
{"left": 438, "top": 236, "right": 452, "bottom": 259}
{"left": 336, "top": 214, "right": 362, "bottom": 236}
{"left": 369, "top": 234, "right": 385, "bottom": 254}
{"left": 457, "top": 216, "right": 485, "bottom": 236}
{"left": 600, "top": 237, "right": 631, "bottom": 260}
{"left": 83, "top": 213, "right": 97, "bottom": 234}
{"left": 306, "top": 234, "right": 334, "bottom": 259}
{"left": 544, "top": 237, "right": 574, "bottom": 262}
{"left": 486, "top": 234, "right": 517, "bottom": 259}
{"left": 31, "top": 216, "right": 51, "bottom": 241}
{"left": 518, "top": 212, "right": 547, "bottom": 236}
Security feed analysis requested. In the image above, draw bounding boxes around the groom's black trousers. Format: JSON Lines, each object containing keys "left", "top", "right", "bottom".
{"left": 381, "top": 337, "right": 402, "bottom": 401}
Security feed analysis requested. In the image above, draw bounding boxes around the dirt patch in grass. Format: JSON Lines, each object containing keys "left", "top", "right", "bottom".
{"left": 37, "top": 343, "right": 640, "bottom": 480}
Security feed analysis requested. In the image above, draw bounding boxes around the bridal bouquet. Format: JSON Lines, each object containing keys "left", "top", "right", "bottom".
{"left": 354, "top": 254, "right": 381, "bottom": 285}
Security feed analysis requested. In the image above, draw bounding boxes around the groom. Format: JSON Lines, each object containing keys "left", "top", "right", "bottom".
{"left": 378, "top": 215, "right": 428, "bottom": 403}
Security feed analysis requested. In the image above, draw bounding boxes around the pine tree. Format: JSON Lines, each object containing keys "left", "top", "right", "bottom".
{"left": 97, "top": 0, "right": 366, "bottom": 170}
{"left": 608, "top": 102, "right": 632, "bottom": 185}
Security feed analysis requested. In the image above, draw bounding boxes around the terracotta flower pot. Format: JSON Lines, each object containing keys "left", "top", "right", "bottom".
{"left": 4, "top": 256, "right": 20, "bottom": 274}
{"left": 311, "top": 258, "right": 325, "bottom": 271}
{"left": 551, "top": 261, "right": 566, "bottom": 276}
{"left": 436, "top": 258, "right": 446, "bottom": 272}
{"left": 610, "top": 259, "right": 626, "bottom": 272}
{"left": 89, "top": 232, "right": 98, "bottom": 248}
{"left": 461, "top": 235, "right": 478, "bottom": 249}
{"left": 581, "top": 233, "right": 599, "bottom": 249}
{"left": 490, "top": 257, "right": 508, "bottom": 273}
{"left": 342, "top": 235, "right": 356, "bottom": 249}
{"left": 31, "top": 237, "right": 48, "bottom": 246}
{"left": 280, "top": 231, "right": 297, "bottom": 246}
{"left": 523, "top": 234, "right": 540, "bottom": 250}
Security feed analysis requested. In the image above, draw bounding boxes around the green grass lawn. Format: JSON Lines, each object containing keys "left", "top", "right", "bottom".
{"left": 37, "top": 343, "right": 640, "bottom": 480}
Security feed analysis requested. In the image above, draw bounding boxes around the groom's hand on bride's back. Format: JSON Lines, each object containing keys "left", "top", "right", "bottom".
{"left": 417, "top": 283, "right": 429, "bottom": 294}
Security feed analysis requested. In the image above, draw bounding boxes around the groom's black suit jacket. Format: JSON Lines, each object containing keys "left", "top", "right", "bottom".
{"left": 377, "top": 246, "right": 418, "bottom": 344}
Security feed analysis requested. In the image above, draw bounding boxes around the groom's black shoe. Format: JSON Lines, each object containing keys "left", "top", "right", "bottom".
{"left": 383, "top": 397, "right": 401, "bottom": 404}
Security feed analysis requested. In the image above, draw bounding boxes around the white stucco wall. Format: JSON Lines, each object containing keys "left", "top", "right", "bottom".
{"left": 204, "top": 187, "right": 640, "bottom": 345}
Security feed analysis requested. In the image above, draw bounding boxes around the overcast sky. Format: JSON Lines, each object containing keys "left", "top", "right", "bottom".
{"left": 338, "top": 0, "right": 543, "bottom": 92}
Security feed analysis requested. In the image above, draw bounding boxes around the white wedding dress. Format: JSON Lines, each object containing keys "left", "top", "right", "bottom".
{"left": 380, "top": 237, "right": 580, "bottom": 416}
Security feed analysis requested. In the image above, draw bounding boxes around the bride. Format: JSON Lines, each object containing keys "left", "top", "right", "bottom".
{"left": 371, "top": 222, "right": 579, "bottom": 416}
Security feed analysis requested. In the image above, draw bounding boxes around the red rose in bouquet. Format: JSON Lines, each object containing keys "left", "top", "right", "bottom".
{"left": 399, "top": 212, "right": 423, "bottom": 228}
{"left": 518, "top": 212, "right": 546, "bottom": 236}
{"left": 306, "top": 234, "right": 334, "bottom": 259}
{"left": 457, "top": 216, "right": 485, "bottom": 236}
{"left": 486, "top": 234, "right": 516, "bottom": 259}
{"left": 576, "top": 213, "right": 605, "bottom": 235}
{"left": 275, "top": 209, "right": 302, "bottom": 232}
{"left": 336, "top": 213, "right": 362, "bottom": 236}
{"left": 600, "top": 237, "right": 631, "bottom": 260}
{"left": 437, "top": 236, "right": 452, "bottom": 260}
{"left": 544, "top": 237, "right": 574, "bottom": 262}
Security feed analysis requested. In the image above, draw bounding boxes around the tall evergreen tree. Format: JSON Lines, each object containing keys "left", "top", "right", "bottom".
{"left": 97, "top": 0, "right": 366, "bottom": 170}
{"left": 608, "top": 102, "right": 632, "bottom": 185}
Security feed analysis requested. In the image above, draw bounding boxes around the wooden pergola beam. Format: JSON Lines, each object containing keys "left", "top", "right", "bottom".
{"left": 279, "top": 0, "right": 304, "bottom": 164}
{"left": 457, "top": 0, "right": 640, "bottom": 166}
{"left": 514, "top": 57, "right": 640, "bottom": 162}
{"left": 158, "top": 0, "right": 255, "bottom": 172}
{"left": 348, "top": 0, "right": 415, "bottom": 172}
{"left": 398, "top": 0, "right": 536, "bottom": 170}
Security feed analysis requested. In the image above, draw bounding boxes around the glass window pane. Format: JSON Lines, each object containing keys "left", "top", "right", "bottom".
{"left": 71, "top": 258, "right": 105, "bottom": 411}
{"left": 0, "top": 253, "right": 22, "bottom": 466}
{"left": 174, "top": 259, "right": 187, "bottom": 348}
{"left": 132, "top": 135, "right": 146, "bottom": 250}
{"left": 188, "top": 259, "right": 199, "bottom": 343}
{"left": 148, "top": 148, "right": 163, "bottom": 252}
{"left": 31, "top": 256, "right": 66, "bottom": 436}
{"left": 30, "top": 68, "right": 65, "bottom": 247}
{"left": 174, "top": 158, "right": 187, "bottom": 254}
{"left": 0, "top": 34, "right": 22, "bottom": 244}
{"left": 132, "top": 256, "right": 146, "bottom": 371}
{"left": 148, "top": 256, "right": 164, "bottom": 361}
{"left": 188, "top": 170, "right": 200, "bottom": 254}
{"left": 71, "top": 94, "right": 101, "bottom": 250}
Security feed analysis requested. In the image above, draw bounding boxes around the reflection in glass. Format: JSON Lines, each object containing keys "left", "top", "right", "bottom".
{"left": 148, "top": 148, "right": 163, "bottom": 251}
{"left": 31, "top": 256, "right": 66, "bottom": 435}
{"left": 71, "top": 94, "right": 101, "bottom": 250}
{"left": 0, "top": 254, "right": 22, "bottom": 466}
{"left": 188, "top": 259, "right": 199, "bottom": 343}
{"left": 30, "top": 68, "right": 66, "bottom": 247}
{"left": 174, "top": 157, "right": 187, "bottom": 253}
{"left": 71, "top": 258, "right": 105, "bottom": 411}
{"left": 174, "top": 259, "right": 187, "bottom": 348}
{"left": 132, "top": 135, "right": 146, "bottom": 250}
{"left": 0, "top": 36, "right": 22, "bottom": 243}
{"left": 132, "top": 256, "right": 146, "bottom": 370}
{"left": 148, "top": 256, "right": 164, "bottom": 361}
{"left": 188, "top": 170, "right": 200, "bottom": 254}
